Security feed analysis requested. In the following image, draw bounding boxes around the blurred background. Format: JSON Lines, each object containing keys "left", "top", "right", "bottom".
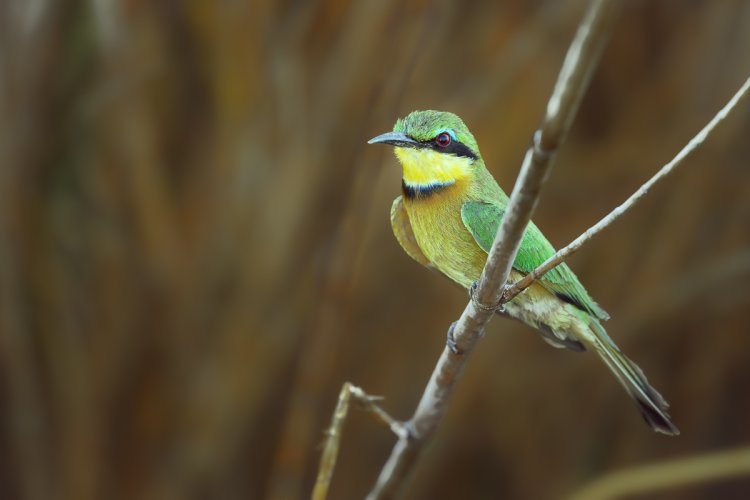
{"left": 1, "top": 1, "right": 749, "bottom": 499}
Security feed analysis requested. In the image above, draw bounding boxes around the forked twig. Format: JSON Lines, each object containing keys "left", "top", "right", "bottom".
{"left": 312, "top": 383, "right": 407, "bottom": 500}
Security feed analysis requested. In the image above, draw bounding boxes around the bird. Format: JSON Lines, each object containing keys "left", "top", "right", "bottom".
{"left": 368, "top": 110, "right": 678, "bottom": 435}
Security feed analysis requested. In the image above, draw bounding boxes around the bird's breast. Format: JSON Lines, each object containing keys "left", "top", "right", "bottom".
{"left": 403, "top": 181, "right": 487, "bottom": 289}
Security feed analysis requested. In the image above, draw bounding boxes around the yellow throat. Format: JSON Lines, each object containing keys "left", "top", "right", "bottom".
{"left": 395, "top": 147, "right": 473, "bottom": 188}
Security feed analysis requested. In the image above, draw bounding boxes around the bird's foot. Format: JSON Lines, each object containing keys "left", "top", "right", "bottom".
{"left": 469, "top": 281, "right": 505, "bottom": 314}
{"left": 446, "top": 321, "right": 462, "bottom": 355}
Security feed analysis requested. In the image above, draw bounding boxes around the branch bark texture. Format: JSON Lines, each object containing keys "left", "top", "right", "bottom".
{"left": 366, "top": 1, "right": 621, "bottom": 498}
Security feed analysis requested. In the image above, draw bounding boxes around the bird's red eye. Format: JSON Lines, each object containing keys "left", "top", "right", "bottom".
{"left": 436, "top": 132, "right": 452, "bottom": 147}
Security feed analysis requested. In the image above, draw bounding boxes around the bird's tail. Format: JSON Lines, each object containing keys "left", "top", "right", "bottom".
{"left": 586, "top": 319, "right": 679, "bottom": 436}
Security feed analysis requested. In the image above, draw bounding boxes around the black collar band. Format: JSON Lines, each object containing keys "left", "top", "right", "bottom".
{"left": 402, "top": 179, "right": 455, "bottom": 199}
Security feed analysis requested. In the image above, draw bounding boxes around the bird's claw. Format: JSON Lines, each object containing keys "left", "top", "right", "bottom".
{"left": 446, "top": 321, "right": 462, "bottom": 355}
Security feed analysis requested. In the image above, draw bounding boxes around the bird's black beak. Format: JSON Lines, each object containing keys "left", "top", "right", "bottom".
{"left": 367, "top": 131, "right": 419, "bottom": 148}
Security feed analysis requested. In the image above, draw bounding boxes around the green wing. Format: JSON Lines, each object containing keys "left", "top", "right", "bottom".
{"left": 461, "top": 201, "right": 609, "bottom": 321}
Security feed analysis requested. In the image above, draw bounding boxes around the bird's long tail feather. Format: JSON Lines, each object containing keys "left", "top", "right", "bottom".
{"left": 587, "top": 321, "right": 679, "bottom": 436}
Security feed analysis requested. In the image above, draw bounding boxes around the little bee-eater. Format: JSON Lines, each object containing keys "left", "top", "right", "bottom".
{"left": 369, "top": 110, "right": 678, "bottom": 435}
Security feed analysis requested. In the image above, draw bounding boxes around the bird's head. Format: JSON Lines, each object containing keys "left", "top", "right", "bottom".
{"left": 368, "top": 110, "right": 481, "bottom": 190}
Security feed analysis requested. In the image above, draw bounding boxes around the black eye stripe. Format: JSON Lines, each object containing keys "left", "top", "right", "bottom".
{"left": 421, "top": 139, "right": 478, "bottom": 160}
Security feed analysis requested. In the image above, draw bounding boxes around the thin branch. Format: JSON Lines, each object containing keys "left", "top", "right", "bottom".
{"left": 569, "top": 446, "right": 750, "bottom": 500}
{"left": 312, "top": 383, "right": 407, "bottom": 500}
{"left": 503, "top": 73, "right": 750, "bottom": 304}
{"left": 366, "top": 1, "right": 621, "bottom": 498}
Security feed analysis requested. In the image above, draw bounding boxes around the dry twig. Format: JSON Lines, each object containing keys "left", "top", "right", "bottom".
{"left": 312, "top": 383, "right": 406, "bottom": 500}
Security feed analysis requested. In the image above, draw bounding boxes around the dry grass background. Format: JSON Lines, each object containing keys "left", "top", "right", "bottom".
{"left": 1, "top": 1, "right": 749, "bottom": 499}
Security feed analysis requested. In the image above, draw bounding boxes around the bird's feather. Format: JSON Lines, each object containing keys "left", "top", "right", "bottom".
{"left": 390, "top": 196, "right": 432, "bottom": 267}
{"left": 584, "top": 318, "right": 678, "bottom": 435}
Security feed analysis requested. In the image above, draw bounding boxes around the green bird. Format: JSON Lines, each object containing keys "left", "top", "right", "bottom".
{"left": 368, "top": 110, "right": 678, "bottom": 435}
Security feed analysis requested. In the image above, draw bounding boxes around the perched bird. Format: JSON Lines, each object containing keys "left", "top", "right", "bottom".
{"left": 368, "top": 110, "right": 678, "bottom": 435}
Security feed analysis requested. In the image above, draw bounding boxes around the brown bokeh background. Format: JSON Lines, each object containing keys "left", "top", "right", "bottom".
{"left": 1, "top": 1, "right": 750, "bottom": 499}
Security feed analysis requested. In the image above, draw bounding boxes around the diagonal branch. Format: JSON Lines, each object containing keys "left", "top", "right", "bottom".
{"left": 503, "top": 73, "right": 750, "bottom": 304}
{"left": 365, "top": 1, "right": 621, "bottom": 498}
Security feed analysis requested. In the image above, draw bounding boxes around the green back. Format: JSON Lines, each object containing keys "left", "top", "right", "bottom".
{"left": 461, "top": 201, "right": 609, "bottom": 321}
